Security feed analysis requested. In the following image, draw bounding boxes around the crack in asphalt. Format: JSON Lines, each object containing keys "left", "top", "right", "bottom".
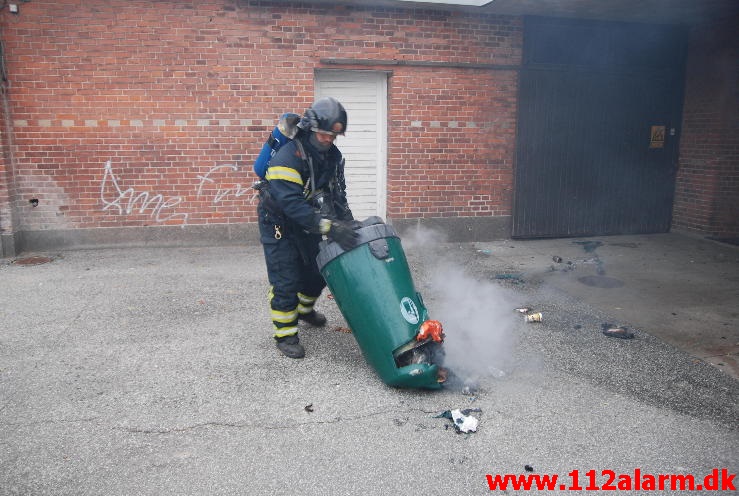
{"left": 1, "top": 416, "right": 101, "bottom": 427}
{"left": 112, "top": 408, "right": 445, "bottom": 434}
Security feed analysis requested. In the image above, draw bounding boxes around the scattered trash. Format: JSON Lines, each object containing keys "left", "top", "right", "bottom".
{"left": 304, "top": 403, "right": 314, "bottom": 412}
{"left": 524, "top": 312, "right": 543, "bottom": 323}
{"left": 550, "top": 260, "right": 575, "bottom": 272}
{"left": 327, "top": 293, "right": 334, "bottom": 300}
{"left": 477, "top": 249, "right": 492, "bottom": 256}
{"left": 601, "top": 323, "right": 635, "bottom": 339}
{"left": 573, "top": 240, "right": 610, "bottom": 275}
{"left": 516, "top": 307, "right": 543, "bottom": 323}
{"left": 436, "top": 408, "right": 481, "bottom": 433}
{"left": 580, "top": 257, "right": 606, "bottom": 274}
{"left": 573, "top": 324, "right": 582, "bottom": 330}
{"left": 495, "top": 273, "right": 523, "bottom": 280}
{"left": 525, "top": 465, "right": 535, "bottom": 472}
{"left": 333, "top": 326, "right": 352, "bottom": 333}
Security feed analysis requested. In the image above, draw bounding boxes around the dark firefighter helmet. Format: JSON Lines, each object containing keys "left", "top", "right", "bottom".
{"left": 305, "top": 97, "right": 347, "bottom": 136}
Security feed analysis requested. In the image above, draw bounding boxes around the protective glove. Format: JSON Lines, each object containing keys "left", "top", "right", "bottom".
{"left": 323, "top": 219, "right": 359, "bottom": 251}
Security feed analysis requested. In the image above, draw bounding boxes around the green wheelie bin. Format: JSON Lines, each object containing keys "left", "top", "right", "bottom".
{"left": 316, "top": 217, "right": 446, "bottom": 389}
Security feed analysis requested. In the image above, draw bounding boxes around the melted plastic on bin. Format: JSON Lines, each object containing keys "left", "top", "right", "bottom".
{"left": 416, "top": 319, "right": 445, "bottom": 342}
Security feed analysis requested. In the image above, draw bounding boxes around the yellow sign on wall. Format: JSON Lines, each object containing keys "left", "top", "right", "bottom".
{"left": 650, "top": 125, "right": 666, "bottom": 148}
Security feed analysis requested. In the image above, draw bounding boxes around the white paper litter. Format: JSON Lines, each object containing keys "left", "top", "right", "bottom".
{"left": 451, "top": 408, "right": 479, "bottom": 433}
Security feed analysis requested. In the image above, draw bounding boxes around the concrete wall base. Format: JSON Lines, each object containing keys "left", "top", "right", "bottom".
{"left": 1, "top": 232, "right": 17, "bottom": 258}
{"left": 6, "top": 216, "right": 512, "bottom": 256}
{"left": 10, "top": 224, "right": 261, "bottom": 255}
{"left": 390, "top": 215, "right": 511, "bottom": 242}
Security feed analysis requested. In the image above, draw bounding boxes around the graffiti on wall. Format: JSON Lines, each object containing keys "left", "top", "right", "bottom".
{"left": 196, "top": 163, "right": 252, "bottom": 203}
{"left": 100, "top": 160, "right": 254, "bottom": 225}
{"left": 100, "top": 160, "right": 188, "bottom": 224}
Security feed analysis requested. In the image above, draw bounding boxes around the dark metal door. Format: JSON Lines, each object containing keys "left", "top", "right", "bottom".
{"left": 512, "top": 17, "right": 687, "bottom": 238}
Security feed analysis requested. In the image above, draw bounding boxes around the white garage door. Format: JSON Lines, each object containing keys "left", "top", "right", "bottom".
{"left": 315, "top": 70, "right": 388, "bottom": 220}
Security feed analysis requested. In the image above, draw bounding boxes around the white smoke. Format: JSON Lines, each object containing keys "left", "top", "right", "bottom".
{"left": 430, "top": 264, "right": 518, "bottom": 382}
{"left": 399, "top": 224, "right": 519, "bottom": 385}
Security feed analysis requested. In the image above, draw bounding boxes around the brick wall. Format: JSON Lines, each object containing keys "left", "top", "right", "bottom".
{"left": 1, "top": 0, "right": 737, "bottom": 250}
{"left": 388, "top": 66, "right": 517, "bottom": 218}
{"left": 673, "top": 14, "right": 739, "bottom": 238}
{"left": 0, "top": 87, "right": 11, "bottom": 236}
{"left": 0, "top": 0, "right": 521, "bottom": 244}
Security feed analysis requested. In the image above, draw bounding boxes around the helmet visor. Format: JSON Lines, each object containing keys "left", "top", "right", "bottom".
{"left": 311, "top": 128, "right": 340, "bottom": 137}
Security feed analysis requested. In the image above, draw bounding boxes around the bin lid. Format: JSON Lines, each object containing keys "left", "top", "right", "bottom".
{"left": 316, "top": 218, "right": 399, "bottom": 272}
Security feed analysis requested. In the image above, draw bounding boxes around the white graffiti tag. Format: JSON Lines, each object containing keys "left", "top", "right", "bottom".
{"left": 196, "top": 163, "right": 252, "bottom": 203}
{"left": 100, "top": 160, "right": 188, "bottom": 224}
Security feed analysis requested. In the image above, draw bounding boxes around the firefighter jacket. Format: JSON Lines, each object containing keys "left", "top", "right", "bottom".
{"left": 262, "top": 134, "right": 353, "bottom": 233}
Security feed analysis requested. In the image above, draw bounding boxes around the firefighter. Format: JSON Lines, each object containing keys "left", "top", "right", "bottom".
{"left": 257, "top": 97, "right": 359, "bottom": 358}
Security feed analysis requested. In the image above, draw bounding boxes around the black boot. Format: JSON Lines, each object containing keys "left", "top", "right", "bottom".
{"left": 275, "top": 334, "right": 305, "bottom": 359}
{"left": 298, "top": 310, "right": 327, "bottom": 327}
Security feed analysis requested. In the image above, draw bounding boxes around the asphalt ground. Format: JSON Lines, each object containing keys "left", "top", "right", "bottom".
{"left": 1, "top": 231, "right": 737, "bottom": 495}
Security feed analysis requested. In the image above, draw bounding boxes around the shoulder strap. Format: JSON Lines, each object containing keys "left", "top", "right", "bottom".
{"left": 294, "top": 139, "right": 317, "bottom": 200}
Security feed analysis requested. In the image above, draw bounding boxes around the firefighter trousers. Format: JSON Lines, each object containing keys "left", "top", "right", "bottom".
{"left": 259, "top": 211, "right": 326, "bottom": 338}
